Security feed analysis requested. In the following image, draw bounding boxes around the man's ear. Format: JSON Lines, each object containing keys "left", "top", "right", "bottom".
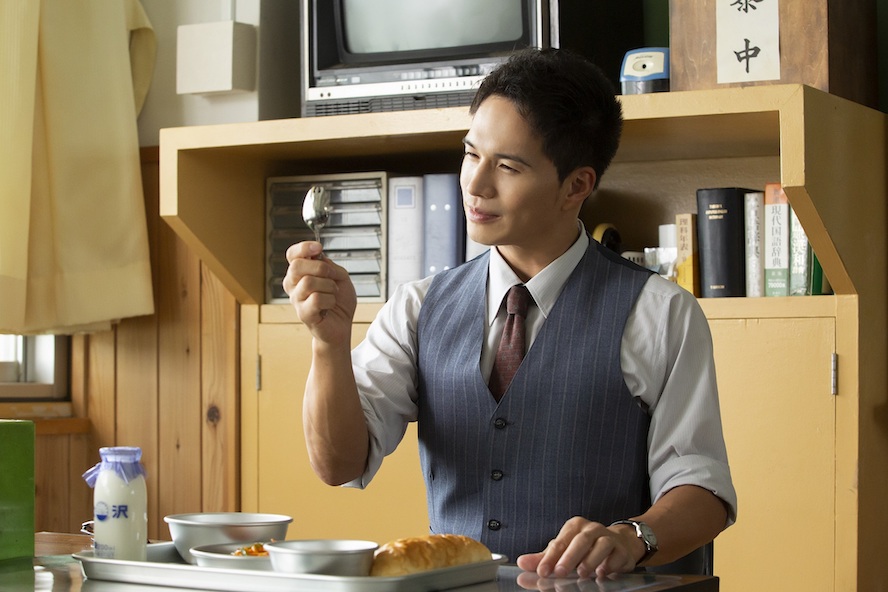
{"left": 563, "top": 166, "right": 597, "bottom": 210}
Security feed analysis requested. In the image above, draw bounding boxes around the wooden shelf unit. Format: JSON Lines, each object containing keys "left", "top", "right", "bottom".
{"left": 160, "top": 84, "right": 888, "bottom": 592}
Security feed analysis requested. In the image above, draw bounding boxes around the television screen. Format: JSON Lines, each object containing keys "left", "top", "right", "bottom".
{"left": 340, "top": 0, "right": 525, "bottom": 55}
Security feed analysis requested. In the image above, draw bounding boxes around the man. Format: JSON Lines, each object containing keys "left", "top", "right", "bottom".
{"left": 284, "top": 48, "right": 736, "bottom": 579}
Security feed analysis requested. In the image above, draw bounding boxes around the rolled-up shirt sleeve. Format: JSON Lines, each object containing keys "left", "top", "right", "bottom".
{"left": 622, "top": 276, "right": 738, "bottom": 526}
{"left": 344, "top": 278, "right": 431, "bottom": 489}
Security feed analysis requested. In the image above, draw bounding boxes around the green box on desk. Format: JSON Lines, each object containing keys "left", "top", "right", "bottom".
{"left": 0, "top": 420, "right": 35, "bottom": 560}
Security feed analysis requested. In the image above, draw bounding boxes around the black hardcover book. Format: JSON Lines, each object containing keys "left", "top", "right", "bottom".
{"left": 695, "top": 187, "right": 753, "bottom": 298}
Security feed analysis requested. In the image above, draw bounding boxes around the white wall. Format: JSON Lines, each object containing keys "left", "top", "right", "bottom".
{"left": 137, "top": 0, "right": 300, "bottom": 146}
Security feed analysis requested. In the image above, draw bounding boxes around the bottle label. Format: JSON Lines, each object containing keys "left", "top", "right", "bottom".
{"left": 95, "top": 501, "right": 132, "bottom": 521}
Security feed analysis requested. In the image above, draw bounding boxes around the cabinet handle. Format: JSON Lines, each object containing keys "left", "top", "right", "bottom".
{"left": 256, "top": 355, "right": 262, "bottom": 392}
{"left": 830, "top": 352, "right": 837, "bottom": 396}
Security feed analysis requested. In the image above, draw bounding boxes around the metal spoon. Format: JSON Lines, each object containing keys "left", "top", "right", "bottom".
{"left": 302, "top": 185, "right": 330, "bottom": 248}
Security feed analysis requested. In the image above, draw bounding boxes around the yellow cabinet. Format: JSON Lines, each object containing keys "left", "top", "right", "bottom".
{"left": 162, "top": 85, "right": 888, "bottom": 591}
{"left": 242, "top": 305, "right": 428, "bottom": 543}
{"left": 705, "top": 300, "right": 837, "bottom": 590}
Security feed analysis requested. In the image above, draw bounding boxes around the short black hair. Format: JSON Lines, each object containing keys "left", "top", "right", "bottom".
{"left": 470, "top": 48, "right": 623, "bottom": 189}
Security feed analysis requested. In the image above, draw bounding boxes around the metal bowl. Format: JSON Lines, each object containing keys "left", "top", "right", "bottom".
{"left": 163, "top": 512, "right": 292, "bottom": 564}
{"left": 264, "top": 539, "right": 379, "bottom": 576}
{"left": 189, "top": 543, "right": 274, "bottom": 571}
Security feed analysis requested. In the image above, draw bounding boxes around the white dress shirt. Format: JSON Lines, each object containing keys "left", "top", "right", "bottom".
{"left": 349, "top": 225, "right": 737, "bottom": 524}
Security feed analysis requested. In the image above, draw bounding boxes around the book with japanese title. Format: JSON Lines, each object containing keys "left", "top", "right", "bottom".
{"left": 789, "top": 205, "right": 811, "bottom": 296}
{"left": 743, "top": 190, "right": 765, "bottom": 297}
{"left": 674, "top": 212, "right": 700, "bottom": 296}
{"left": 787, "top": 206, "right": 830, "bottom": 296}
{"left": 763, "top": 183, "right": 790, "bottom": 296}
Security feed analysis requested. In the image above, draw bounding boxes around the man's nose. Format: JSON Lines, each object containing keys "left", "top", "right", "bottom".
{"left": 463, "top": 163, "right": 492, "bottom": 199}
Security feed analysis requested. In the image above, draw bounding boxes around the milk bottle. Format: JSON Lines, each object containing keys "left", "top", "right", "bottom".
{"left": 83, "top": 446, "right": 147, "bottom": 561}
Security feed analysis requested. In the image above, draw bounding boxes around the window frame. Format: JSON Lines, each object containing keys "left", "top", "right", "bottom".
{"left": 0, "top": 335, "right": 70, "bottom": 401}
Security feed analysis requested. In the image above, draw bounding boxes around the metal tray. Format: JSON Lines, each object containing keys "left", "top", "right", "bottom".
{"left": 75, "top": 542, "right": 506, "bottom": 592}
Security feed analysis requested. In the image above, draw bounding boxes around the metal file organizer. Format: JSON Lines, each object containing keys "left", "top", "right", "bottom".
{"left": 266, "top": 172, "right": 387, "bottom": 303}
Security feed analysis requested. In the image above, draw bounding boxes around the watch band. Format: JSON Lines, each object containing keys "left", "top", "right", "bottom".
{"left": 610, "top": 519, "right": 658, "bottom": 565}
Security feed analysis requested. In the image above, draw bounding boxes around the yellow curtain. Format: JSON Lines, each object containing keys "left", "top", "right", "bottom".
{"left": 0, "top": 0, "right": 156, "bottom": 334}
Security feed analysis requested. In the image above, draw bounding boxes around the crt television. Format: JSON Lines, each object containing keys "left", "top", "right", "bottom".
{"left": 301, "top": 0, "right": 644, "bottom": 117}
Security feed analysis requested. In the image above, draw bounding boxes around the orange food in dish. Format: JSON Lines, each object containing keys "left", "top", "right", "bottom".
{"left": 232, "top": 542, "right": 270, "bottom": 557}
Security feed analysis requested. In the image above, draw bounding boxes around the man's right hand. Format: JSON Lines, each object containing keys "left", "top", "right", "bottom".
{"left": 283, "top": 241, "right": 357, "bottom": 346}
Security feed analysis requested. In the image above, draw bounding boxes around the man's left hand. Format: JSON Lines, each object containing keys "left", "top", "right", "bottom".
{"left": 515, "top": 516, "right": 643, "bottom": 579}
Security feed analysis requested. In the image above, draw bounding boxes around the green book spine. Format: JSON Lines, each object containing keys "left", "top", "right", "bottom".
{"left": 789, "top": 206, "right": 811, "bottom": 296}
{"left": 808, "top": 252, "right": 824, "bottom": 296}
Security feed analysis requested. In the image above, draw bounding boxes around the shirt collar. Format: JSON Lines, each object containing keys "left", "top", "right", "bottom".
{"left": 486, "top": 221, "right": 589, "bottom": 325}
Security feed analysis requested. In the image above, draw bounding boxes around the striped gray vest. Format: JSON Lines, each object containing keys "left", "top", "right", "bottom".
{"left": 416, "top": 238, "right": 653, "bottom": 561}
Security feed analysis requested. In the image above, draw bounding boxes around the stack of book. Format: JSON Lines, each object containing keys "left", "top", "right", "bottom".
{"left": 387, "top": 173, "right": 479, "bottom": 297}
{"left": 671, "top": 184, "right": 828, "bottom": 298}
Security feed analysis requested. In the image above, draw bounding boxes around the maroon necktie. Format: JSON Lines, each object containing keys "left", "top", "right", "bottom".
{"left": 489, "top": 285, "right": 531, "bottom": 401}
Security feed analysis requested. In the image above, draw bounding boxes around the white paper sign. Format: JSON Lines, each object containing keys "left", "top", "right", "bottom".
{"left": 716, "top": 0, "right": 781, "bottom": 84}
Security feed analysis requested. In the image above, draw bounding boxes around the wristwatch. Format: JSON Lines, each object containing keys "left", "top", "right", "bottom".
{"left": 610, "top": 520, "right": 658, "bottom": 565}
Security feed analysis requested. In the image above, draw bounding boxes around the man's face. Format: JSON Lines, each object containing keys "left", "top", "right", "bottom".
{"left": 460, "top": 95, "right": 577, "bottom": 255}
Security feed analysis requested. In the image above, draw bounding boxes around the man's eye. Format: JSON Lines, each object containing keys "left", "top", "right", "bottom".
{"left": 499, "top": 163, "right": 517, "bottom": 172}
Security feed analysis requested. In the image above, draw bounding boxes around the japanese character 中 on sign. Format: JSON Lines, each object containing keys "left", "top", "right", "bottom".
{"left": 716, "top": 0, "right": 780, "bottom": 84}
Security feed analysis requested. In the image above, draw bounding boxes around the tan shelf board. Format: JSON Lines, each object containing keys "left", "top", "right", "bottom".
{"left": 160, "top": 108, "right": 472, "bottom": 158}
{"left": 260, "top": 297, "right": 838, "bottom": 326}
{"left": 172, "top": 131, "right": 467, "bottom": 167}
{"left": 699, "top": 294, "right": 838, "bottom": 320}
{"left": 619, "top": 83, "right": 803, "bottom": 120}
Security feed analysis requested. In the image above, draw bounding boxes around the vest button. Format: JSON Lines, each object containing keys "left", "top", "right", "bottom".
{"left": 491, "top": 469, "right": 504, "bottom": 481}
{"left": 493, "top": 418, "right": 507, "bottom": 429}
{"left": 487, "top": 519, "right": 501, "bottom": 531}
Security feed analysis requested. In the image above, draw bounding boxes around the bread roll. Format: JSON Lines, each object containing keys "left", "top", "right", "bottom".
{"left": 370, "top": 534, "right": 492, "bottom": 577}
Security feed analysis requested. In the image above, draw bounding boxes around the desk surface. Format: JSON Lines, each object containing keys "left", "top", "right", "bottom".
{"left": 0, "top": 533, "right": 719, "bottom": 592}
{"left": 35, "top": 531, "right": 95, "bottom": 556}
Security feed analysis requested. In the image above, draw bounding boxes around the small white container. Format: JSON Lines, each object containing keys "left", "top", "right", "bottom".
{"left": 83, "top": 447, "right": 148, "bottom": 561}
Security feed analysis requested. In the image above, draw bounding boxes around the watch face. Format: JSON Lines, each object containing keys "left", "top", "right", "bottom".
{"left": 639, "top": 523, "right": 658, "bottom": 547}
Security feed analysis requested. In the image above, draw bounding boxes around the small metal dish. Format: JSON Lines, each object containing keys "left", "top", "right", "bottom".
{"left": 189, "top": 543, "right": 273, "bottom": 571}
{"left": 264, "top": 539, "right": 378, "bottom": 576}
{"left": 164, "top": 512, "right": 292, "bottom": 564}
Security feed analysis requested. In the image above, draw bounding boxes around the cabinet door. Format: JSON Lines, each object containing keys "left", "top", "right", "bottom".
{"left": 256, "top": 322, "right": 429, "bottom": 542}
{"left": 709, "top": 317, "right": 835, "bottom": 592}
